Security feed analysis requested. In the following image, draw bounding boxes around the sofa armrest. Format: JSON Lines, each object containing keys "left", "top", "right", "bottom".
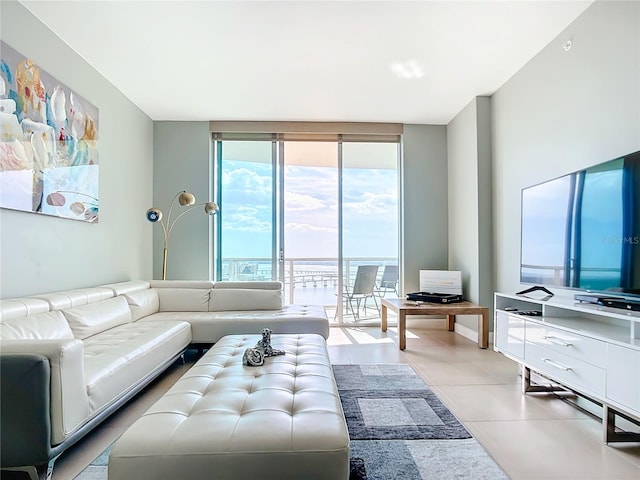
{"left": 0, "top": 339, "right": 90, "bottom": 445}
{"left": 0, "top": 354, "right": 51, "bottom": 467}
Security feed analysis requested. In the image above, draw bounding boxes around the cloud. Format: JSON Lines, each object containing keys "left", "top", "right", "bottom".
{"left": 285, "top": 166, "right": 338, "bottom": 200}
{"left": 344, "top": 192, "right": 397, "bottom": 216}
{"left": 222, "top": 166, "right": 270, "bottom": 190}
{"left": 222, "top": 205, "right": 272, "bottom": 232}
{"left": 221, "top": 166, "right": 272, "bottom": 205}
{"left": 285, "top": 191, "right": 326, "bottom": 212}
{"left": 286, "top": 222, "right": 336, "bottom": 234}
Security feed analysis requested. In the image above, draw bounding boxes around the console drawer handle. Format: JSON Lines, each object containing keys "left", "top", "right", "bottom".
{"left": 543, "top": 336, "right": 572, "bottom": 347}
{"left": 541, "top": 358, "right": 572, "bottom": 371}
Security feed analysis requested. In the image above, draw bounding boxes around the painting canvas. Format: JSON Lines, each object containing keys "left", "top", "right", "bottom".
{"left": 0, "top": 41, "right": 99, "bottom": 222}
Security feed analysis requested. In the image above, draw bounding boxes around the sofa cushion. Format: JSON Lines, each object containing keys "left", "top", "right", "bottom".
{"left": 82, "top": 320, "right": 191, "bottom": 413}
{"left": 156, "top": 288, "right": 209, "bottom": 312}
{"left": 62, "top": 296, "right": 132, "bottom": 340}
{"left": 209, "top": 288, "right": 283, "bottom": 311}
{"left": 124, "top": 289, "right": 160, "bottom": 321}
{"left": 0, "top": 310, "right": 74, "bottom": 340}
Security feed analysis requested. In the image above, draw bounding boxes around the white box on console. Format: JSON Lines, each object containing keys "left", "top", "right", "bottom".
{"left": 419, "top": 270, "right": 462, "bottom": 295}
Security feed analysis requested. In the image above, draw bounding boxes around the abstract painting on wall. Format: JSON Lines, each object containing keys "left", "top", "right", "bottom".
{"left": 0, "top": 41, "right": 99, "bottom": 222}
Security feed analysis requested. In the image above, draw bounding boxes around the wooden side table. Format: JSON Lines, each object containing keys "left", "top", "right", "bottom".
{"left": 381, "top": 298, "right": 489, "bottom": 350}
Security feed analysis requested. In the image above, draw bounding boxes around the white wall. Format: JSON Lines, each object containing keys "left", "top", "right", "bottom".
{"left": 448, "top": 101, "right": 480, "bottom": 298}
{"left": 152, "top": 122, "right": 213, "bottom": 280}
{"left": 447, "top": 97, "right": 493, "bottom": 329}
{"left": 492, "top": 0, "right": 640, "bottom": 300}
{"left": 401, "top": 125, "right": 449, "bottom": 294}
{"left": 0, "top": 1, "right": 154, "bottom": 298}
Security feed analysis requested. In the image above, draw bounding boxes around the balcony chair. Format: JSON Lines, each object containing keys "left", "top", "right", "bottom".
{"left": 342, "top": 265, "right": 379, "bottom": 320}
{"left": 375, "top": 265, "right": 399, "bottom": 298}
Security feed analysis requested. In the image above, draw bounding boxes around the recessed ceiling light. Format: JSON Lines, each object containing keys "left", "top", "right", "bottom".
{"left": 389, "top": 60, "right": 425, "bottom": 79}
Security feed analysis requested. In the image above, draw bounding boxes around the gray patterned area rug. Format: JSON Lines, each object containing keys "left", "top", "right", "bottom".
{"left": 334, "top": 364, "right": 510, "bottom": 480}
{"left": 76, "top": 364, "right": 509, "bottom": 480}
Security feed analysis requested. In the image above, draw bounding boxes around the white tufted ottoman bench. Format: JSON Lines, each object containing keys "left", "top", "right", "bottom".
{"left": 108, "top": 334, "right": 350, "bottom": 480}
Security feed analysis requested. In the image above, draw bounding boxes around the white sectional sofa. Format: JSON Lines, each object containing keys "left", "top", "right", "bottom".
{"left": 0, "top": 280, "right": 329, "bottom": 480}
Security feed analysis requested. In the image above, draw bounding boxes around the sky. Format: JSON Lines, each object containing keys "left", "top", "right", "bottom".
{"left": 219, "top": 159, "right": 399, "bottom": 261}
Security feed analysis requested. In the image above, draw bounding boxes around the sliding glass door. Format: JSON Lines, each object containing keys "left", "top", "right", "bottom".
{"left": 281, "top": 141, "right": 339, "bottom": 306}
{"left": 341, "top": 142, "right": 399, "bottom": 323}
{"left": 214, "top": 136, "right": 399, "bottom": 324}
{"left": 215, "top": 140, "right": 276, "bottom": 281}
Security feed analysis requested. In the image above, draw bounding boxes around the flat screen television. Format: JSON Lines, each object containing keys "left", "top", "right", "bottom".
{"left": 520, "top": 150, "right": 640, "bottom": 297}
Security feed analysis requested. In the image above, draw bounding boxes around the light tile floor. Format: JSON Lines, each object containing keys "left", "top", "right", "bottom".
{"left": 11, "top": 320, "right": 640, "bottom": 480}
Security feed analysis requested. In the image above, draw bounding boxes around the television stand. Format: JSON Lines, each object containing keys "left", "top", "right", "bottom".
{"left": 494, "top": 291, "right": 640, "bottom": 444}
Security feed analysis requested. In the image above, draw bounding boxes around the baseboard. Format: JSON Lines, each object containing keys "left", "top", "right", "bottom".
{"left": 455, "top": 322, "right": 493, "bottom": 346}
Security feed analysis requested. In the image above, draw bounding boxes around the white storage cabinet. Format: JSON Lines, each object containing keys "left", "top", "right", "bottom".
{"left": 494, "top": 292, "right": 640, "bottom": 443}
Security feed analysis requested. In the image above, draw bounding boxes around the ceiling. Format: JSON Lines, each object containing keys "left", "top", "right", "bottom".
{"left": 21, "top": 0, "right": 593, "bottom": 125}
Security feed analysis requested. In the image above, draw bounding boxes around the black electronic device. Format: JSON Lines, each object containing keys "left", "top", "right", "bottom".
{"left": 574, "top": 292, "right": 640, "bottom": 312}
{"left": 598, "top": 298, "right": 640, "bottom": 312}
{"left": 520, "top": 150, "right": 640, "bottom": 298}
{"left": 574, "top": 293, "right": 625, "bottom": 305}
{"left": 406, "top": 292, "right": 462, "bottom": 304}
{"left": 504, "top": 307, "right": 518, "bottom": 312}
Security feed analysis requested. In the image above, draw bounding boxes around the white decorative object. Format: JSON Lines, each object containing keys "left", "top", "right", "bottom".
{"left": 419, "top": 270, "right": 462, "bottom": 295}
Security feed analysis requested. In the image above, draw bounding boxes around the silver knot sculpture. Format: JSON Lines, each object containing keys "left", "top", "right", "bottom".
{"left": 242, "top": 328, "right": 286, "bottom": 367}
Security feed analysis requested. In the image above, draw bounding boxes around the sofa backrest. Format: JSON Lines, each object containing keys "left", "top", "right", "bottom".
{"left": 101, "top": 280, "right": 151, "bottom": 296}
{"left": 99, "top": 281, "right": 158, "bottom": 321}
{"left": 149, "top": 280, "right": 213, "bottom": 312}
{"left": 0, "top": 310, "right": 75, "bottom": 340}
{"left": 0, "top": 297, "right": 50, "bottom": 321}
{"left": 214, "top": 281, "right": 282, "bottom": 290}
{"left": 209, "top": 281, "right": 283, "bottom": 311}
{"left": 0, "top": 297, "right": 65, "bottom": 340}
{"left": 0, "top": 281, "right": 287, "bottom": 337}
{"left": 35, "top": 287, "right": 115, "bottom": 310}
{"left": 34, "top": 287, "right": 129, "bottom": 340}
{"left": 123, "top": 289, "right": 160, "bottom": 321}
{"left": 0, "top": 289, "right": 121, "bottom": 340}
{"left": 148, "top": 280, "right": 284, "bottom": 312}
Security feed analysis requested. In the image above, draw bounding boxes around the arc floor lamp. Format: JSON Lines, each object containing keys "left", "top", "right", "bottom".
{"left": 146, "top": 190, "right": 218, "bottom": 280}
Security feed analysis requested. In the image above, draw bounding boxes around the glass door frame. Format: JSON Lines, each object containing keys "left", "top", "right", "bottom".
{"left": 212, "top": 134, "right": 401, "bottom": 323}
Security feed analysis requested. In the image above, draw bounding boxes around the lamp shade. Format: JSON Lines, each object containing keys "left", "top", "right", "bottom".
{"left": 204, "top": 202, "right": 218, "bottom": 215}
{"left": 146, "top": 208, "right": 163, "bottom": 222}
{"left": 178, "top": 192, "right": 196, "bottom": 206}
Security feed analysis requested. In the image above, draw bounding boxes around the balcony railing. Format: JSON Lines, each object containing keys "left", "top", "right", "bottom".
{"left": 220, "top": 257, "right": 398, "bottom": 323}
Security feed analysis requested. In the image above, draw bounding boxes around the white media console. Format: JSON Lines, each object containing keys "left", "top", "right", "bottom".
{"left": 494, "top": 292, "right": 640, "bottom": 443}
